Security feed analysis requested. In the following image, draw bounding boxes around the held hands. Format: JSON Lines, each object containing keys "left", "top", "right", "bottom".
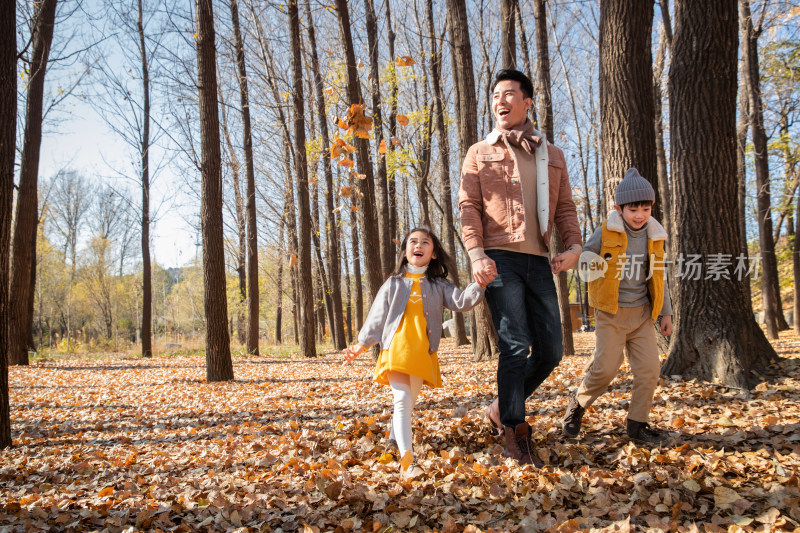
{"left": 472, "top": 256, "right": 497, "bottom": 288}
{"left": 342, "top": 344, "right": 364, "bottom": 365}
{"left": 551, "top": 250, "right": 580, "bottom": 274}
{"left": 660, "top": 315, "right": 673, "bottom": 337}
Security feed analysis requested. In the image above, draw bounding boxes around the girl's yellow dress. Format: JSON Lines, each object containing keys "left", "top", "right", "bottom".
{"left": 373, "top": 272, "right": 442, "bottom": 388}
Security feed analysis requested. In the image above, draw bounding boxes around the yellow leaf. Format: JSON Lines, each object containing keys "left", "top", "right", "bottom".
{"left": 98, "top": 486, "right": 114, "bottom": 498}
{"left": 395, "top": 56, "right": 416, "bottom": 67}
{"left": 378, "top": 139, "right": 387, "bottom": 154}
{"left": 377, "top": 453, "right": 394, "bottom": 464}
{"left": 717, "top": 416, "right": 736, "bottom": 427}
{"left": 397, "top": 115, "right": 409, "bottom": 126}
{"left": 289, "top": 252, "right": 298, "bottom": 268}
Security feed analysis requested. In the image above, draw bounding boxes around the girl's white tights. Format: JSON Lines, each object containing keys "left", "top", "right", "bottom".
{"left": 387, "top": 371, "right": 423, "bottom": 458}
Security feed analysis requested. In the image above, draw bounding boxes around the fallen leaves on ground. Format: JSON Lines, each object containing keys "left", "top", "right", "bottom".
{"left": 1, "top": 331, "right": 799, "bottom": 532}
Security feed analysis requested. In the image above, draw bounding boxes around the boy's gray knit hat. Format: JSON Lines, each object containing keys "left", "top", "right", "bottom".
{"left": 615, "top": 168, "right": 655, "bottom": 205}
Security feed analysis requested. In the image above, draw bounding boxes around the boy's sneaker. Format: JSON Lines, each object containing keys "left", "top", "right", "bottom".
{"left": 627, "top": 419, "right": 672, "bottom": 446}
{"left": 562, "top": 397, "right": 585, "bottom": 438}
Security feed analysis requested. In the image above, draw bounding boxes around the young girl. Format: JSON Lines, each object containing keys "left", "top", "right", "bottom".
{"left": 343, "top": 228, "right": 488, "bottom": 479}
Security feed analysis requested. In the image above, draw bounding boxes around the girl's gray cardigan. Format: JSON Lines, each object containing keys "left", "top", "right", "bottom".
{"left": 357, "top": 274, "right": 485, "bottom": 353}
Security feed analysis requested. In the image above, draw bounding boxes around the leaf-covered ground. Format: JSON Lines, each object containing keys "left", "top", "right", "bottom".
{"left": 2, "top": 332, "right": 799, "bottom": 532}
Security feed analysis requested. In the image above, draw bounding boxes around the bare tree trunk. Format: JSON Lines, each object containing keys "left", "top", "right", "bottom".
{"left": 653, "top": 25, "right": 671, "bottom": 239}
{"left": 741, "top": 0, "right": 789, "bottom": 338}
{"left": 795, "top": 186, "right": 800, "bottom": 334}
{"left": 447, "top": 0, "right": 498, "bottom": 361}
{"left": 0, "top": 0, "right": 16, "bottom": 448}
{"left": 137, "top": 0, "right": 153, "bottom": 358}
{"left": 334, "top": 0, "right": 383, "bottom": 304}
{"left": 737, "top": 42, "right": 752, "bottom": 304}
{"left": 598, "top": 0, "right": 659, "bottom": 217}
{"left": 515, "top": 1, "right": 538, "bottom": 128}
{"left": 662, "top": 0, "right": 776, "bottom": 388}
{"left": 288, "top": 0, "right": 316, "bottom": 358}
{"left": 275, "top": 218, "right": 285, "bottom": 344}
{"left": 350, "top": 202, "right": 364, "bottom": 329}
{"left": 9, "top": 0, "right": 58, "bottom": 366}
{"left": 195, "top": 0, "right": 233, "bottom": 381}
{"left": 501, "top": 0, "right": 516, "bottom": 69}
{"left": 342, "top": 237, "right": 353, "bottom": 344}
{"left": 305, "top": 0, "right": 346, "bottom": 350}
{"left": 229, "top": 0, "right": 259, "bottom": 355}
{"left": 385, "top": 0, "right": 399, "bottom": 255}
{"left": 427, "top": 0, "right": 468, "bottom": 346}
{"left": 218, "top": 89, "right": 247, "bottom": 345}
{"left": 534, "top": 0, "right": 574, "bottom": 356}
{"left": 364, "top": 0, "right": 392, "bottom": 279}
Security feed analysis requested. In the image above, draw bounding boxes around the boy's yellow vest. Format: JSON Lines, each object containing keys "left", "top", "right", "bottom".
{"left": 588, "top": 213, "right": 666, "bottom": 319}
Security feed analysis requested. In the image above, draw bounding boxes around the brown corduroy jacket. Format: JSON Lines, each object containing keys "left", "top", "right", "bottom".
{"left": 458, "top": 129, "right": 582, "bottom": 258}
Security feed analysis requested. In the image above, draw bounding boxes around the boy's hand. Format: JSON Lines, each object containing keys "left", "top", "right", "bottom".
{"left": 660, "top": 316, "right": 673, "bottom": 336}
{"left": 343, "top": 344, "right": 364, "bottom": 365}
{"left": 551, "top": 250, "right": 580, "bottom": 273}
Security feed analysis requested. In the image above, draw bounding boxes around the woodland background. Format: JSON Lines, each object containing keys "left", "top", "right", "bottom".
{"left": 0, "top": 0, "right": 798, "bottom": 451}
{"left": 0, "top": 0, "right": 800, "bottom": 530}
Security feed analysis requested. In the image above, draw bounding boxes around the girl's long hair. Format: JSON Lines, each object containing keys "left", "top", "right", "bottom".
{"left": 392, "top": 227, "right": 456, "bottom": 281}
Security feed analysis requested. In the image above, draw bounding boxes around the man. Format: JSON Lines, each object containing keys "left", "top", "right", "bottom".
{"left": 458, "top": 69, "right": 582, "bottom": 465}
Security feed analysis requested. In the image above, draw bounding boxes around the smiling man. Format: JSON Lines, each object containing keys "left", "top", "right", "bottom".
{"left": 458, "top": 69, "right": 582, "bottom": 465}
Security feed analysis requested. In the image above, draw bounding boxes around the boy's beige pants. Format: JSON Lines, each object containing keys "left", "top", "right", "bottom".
{"left": 576, "top": 304, "right": 661, "bottom": 423}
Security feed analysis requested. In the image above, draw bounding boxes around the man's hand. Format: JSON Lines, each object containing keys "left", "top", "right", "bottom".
{"left": 660, "top": 315, "right": 673, "bottom": 337}
{"left": 473, "top": 256, "right": 497, "bottom": 287}
{"left": 343, "top": 344, "right": 364, "bottom": 365}
{"left": 551, "top": 250, "right": 580, "bottom": 273}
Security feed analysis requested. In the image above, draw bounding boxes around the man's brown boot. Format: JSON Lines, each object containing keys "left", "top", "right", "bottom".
{"left": 503, "top": 422, "right": 543, "bottom": 467}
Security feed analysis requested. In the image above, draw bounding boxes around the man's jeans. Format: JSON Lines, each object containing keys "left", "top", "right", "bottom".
{"left": 485, "top": 250, "right": 563, "bottom": 428}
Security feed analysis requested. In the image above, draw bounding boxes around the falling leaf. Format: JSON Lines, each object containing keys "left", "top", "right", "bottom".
{"left": 397, "top": 115, "right": 409, "bottom": 126}
{"left": 339, "top": 186, "right": 353, "bottom": 197}
{"left": 395, "top": 56, "right": 416, "bottom": 66}
{"left": 289, "top": 252, "right": 298, "bottom": 268}
{"left": 338, "top": 158, "right": 355, "bottom": 168}
{"left": 392, "top": 238, "right": 401, "bottom": 246}
{"left": 378, "top": 139, "right": 387, "bottom": 154}
{"left": 353, "top": 173, "right": 366, "bottom": 180}
{"left": 391, "top": 136, "right": 401, "bottom": 145}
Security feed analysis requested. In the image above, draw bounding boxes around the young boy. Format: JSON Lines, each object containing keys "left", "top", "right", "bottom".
{"left": 563, "top": 168, "right": 673, "bottom": 445}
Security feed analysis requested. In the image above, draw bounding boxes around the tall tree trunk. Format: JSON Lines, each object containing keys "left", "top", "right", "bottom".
{"left": 364, "top": 0, "right": 392, "bottom": 279}
{"left": 598, "top": 0, "right": 659, "bottom": 217}
{"left": 736, "top": 41, "right": 752, "bottom": 304}
{"left": 9, "top": 0, "right": 58, "bottom": 366}
{"left": 795, "top": 186, "right": 799, "bottom": 334}
{"left": 305, "top": 0, "right": 346, "bottom": 350}
{"left": 500, "top": 0, "right": 516, "bottom": 69}
{"left": 653, "top": 25, "right": 671, "bottom": 240}
{"left": 741, "top": 0, "right": 789, "bottom": 338}
{"left": 350, "top": 202, "right": 364, "bottom": 328}
{"left": 447, "top": 0, "right": 498, "bottom": 361}
{"left": 662, "top": 0, "right": 776, "bottom": 388}
{"left": 229, "top": 0, "right": 259, "bottom": 355}
{"left": 427, "top": 0, "right": 468, "bottom": 346}
{"left": 195, "top": 0, "right": 233, "bottom": 381}
{"left": 0, "top": 0, "right": 16, "bottom": 448}
{"left": 218, "top": 88, "right": 247, "bottom": 345}
{"left": 288, "top": 0, "right": 316, "bottom": 358}
{"left": 515, "top": 0, "right": 537, "bottom": 127}
{"left": 534, "top": 0, "right": 575, "bottom": 356}
{"left": 342, "top": 237, "right": 353, "bottom": 344}
{"left": 138, "top": 0, "right": 153, "bottom": 358}
{"left": 385, "top": 0, "right": 399, "bottom": 255}
{"left": 334, "top": 0, "right": 383, "bottom": 304}
{"left": 275, "top": 218, "right": 285, "bottom": 344}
